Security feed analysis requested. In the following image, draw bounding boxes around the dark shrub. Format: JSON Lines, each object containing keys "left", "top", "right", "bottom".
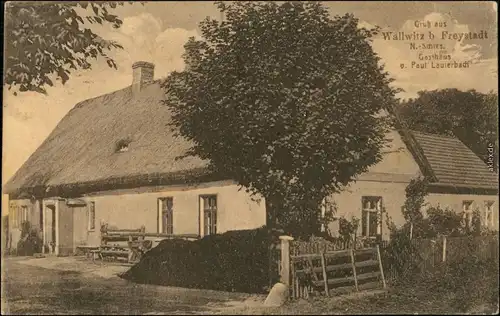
{"left": 16, "top": 221, "right": 43, "bottom": 256}
{"left": 121, "top": 226, "right": 278, "bottom": 293}
{"left": 2, "top": 215, "right": 10, "bottom": 255}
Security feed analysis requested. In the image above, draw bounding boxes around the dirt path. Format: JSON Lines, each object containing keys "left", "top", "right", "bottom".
{"left": 1, "top": 257, "right": 265, "bottom": 315}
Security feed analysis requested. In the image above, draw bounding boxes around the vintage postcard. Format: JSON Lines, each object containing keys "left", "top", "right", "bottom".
{"left": 2, "top": 1, "right": 498, "bottom": 315}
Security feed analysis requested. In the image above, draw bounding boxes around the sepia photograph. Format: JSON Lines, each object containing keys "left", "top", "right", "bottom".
{"left": 1, "top": 1, "right": 498, "bottom": 314}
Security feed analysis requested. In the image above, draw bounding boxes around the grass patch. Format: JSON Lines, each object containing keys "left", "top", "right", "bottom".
{"left": 223, "top": 257, "right": 499, "bottom": 315}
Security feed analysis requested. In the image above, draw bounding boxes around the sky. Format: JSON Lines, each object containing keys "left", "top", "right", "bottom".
{"left": 2, "top": 1, "right": 498, "bottom": 192}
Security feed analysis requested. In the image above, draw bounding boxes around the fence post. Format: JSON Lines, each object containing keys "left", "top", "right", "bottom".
{"left": 320, "top": 251, "right": 329, "bottom": 296}
{"left": 279, "top": 235, "right": 294, "bottom": 286}
{"left": 442, "top": 235, "right": 447, "bottom": 263}
{"left": 376, "top": 245, "right": 387, "bottom": 289}
{"left": 349, "top": 248, "right": 359, "bottom": 292}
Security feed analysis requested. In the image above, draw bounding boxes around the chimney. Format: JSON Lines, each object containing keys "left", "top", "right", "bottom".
{"left": 132, "top": 61, "right": 155, "bottom": 94}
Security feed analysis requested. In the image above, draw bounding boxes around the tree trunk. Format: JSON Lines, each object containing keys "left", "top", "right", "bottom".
{"left": 285, "top": 204, "right": 322, "bottom": 240}
{"left": 265, "top": 198, "right": 274, "bottom": 229}
{"left": 265, "top": 194, "right": 323, "bottom": 240}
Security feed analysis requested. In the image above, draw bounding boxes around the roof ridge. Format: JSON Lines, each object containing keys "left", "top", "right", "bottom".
{"left": 72, "top": 85, "right": 132, "bottom": 110}
{"left": 408, "top": 129, "right": 458, "bottom": 140}
{"left": 73, "top": 78, "right": 167, "bottom": 110}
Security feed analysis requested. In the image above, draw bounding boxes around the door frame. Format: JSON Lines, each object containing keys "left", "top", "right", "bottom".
{"left": 42, "top": 199, "right": 61, "bottom": 255}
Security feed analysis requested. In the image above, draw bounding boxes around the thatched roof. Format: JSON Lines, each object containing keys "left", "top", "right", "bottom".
{"left": 4, "top": 82, "right": 497, "bottom": 197}
{"left": 4, "top": 82, "right": 210, "bottom": 197}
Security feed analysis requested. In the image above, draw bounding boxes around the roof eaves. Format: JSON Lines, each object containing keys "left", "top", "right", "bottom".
{"left": 428, "top": 182, "right": 499, "bottom": 195}
{"left": 6, "top": 167, "right": 222, "bottom": 199}
{"left": 385, "top": 103, "right": 439, "bottom": 182}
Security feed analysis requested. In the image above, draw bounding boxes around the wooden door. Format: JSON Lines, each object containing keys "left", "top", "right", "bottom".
{"left": 72, "top": 205, "right": 88, "bottom": 248}
{"left": 57, "top": 202, "right": 74, "bottom": 256}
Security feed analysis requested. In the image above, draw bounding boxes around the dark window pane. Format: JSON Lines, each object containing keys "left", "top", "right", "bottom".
{"left": 166, "top": 198, "right": 173, "bottom": 209}
{"left": 89, "top": 202, "right": 95, "bottom": 230}
{"left": 39, "top": 202, "right": 43, "bottom": 227}
{"left": 361, "top": 210, "right": 367, "bottom": 236}
{"left": 369, "top": 212, "right": 378, "bottom": 236}
{"left": 159, "top": 198, "right": 173, "bottom": 234}
{"left": 162, "top": 213, "right": 167, "bottom": 233}
{"left": 362, "top": 197, "right": 369, "bottom": 210}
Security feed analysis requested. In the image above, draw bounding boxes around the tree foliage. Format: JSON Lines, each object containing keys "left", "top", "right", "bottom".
{"left": 4, "top": 1, "right": 135, "bottom": 94}
{"left": 398, "top": 89, "right": 498, "bottom": 169}
{"left": 163, "top": 1, "right": 398, "bottom": 238}
{"left": 426, "top": 207, "right": 468, "bottom": 237}
{"left": 402, "top": 177, "right": 428, "bottom": 224}
{"left": 389, "top": 177, "right": 485, "bottom": 239}
{"left": 338, "top": 216, "right": 360, "bottom": 244}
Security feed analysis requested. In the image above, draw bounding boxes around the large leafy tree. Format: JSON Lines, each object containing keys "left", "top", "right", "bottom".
{"left": 4, "top": 1, "right": 134, "bottom": 94}
{"left": 163, "top": 1, "right": 398, "bottom": 238}
{"left": 398, "top": 89, "right": 498, "bottom": 170}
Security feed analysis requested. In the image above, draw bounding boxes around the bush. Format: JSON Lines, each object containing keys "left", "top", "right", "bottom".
{"left": 382, "top": 226, "right": 422, "bottom": 284}
{"left": 16, "top": 221, "right": 43, "bottom": 256}
{"left": 2, "top": 215, "right": 10, "bottom": 255}
{"left": 121, "top": 226, "right": 278, "bottom": 293}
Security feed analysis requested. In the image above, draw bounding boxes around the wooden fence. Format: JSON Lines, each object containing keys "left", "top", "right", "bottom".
{"left": 271, "top": 234, "right": 499, "bottom": 297}
{"left": 290, "top": 246, "right": 386, "bottom": 299}
{"left": 274, "top": 236, "right": 386, "bottom": 299}
{"left": 290, "top": 237, "right": 371, "bottom": 255}
{"left": 268, "top": 237, "right": 356, "bottom": 288}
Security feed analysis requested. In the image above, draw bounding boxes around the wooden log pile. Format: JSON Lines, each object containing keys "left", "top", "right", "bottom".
{"left": 99, "top": 223, "right": 200, "bottom": 264}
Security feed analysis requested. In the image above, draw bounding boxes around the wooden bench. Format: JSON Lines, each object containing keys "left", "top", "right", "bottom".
{"left": 76, "top": 245, "right": 100, "bottom": 257}
{"left": 90, "top": 249, "right": 103, "bottom": 262}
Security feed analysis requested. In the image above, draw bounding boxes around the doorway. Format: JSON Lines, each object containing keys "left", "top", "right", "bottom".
{"left": 51, "top": 206, "right": 56, "bottom": 250}
{"left": 38, "top": 199, "right": 43, "bottom": 228}
{"left": 45, "top": 204, "right": 57, "bottom": 254}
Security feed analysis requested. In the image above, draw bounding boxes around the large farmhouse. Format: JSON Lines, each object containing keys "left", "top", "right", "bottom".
{"left": 4, "top": 61, "right": 498, "bottom": 255}
{"left": 324, "top": 128, "right": 498, "bottom": 239}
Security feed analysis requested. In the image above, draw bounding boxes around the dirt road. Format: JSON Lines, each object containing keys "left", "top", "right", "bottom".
{"left": 1, "top": 256, "right": 264, "bottom": 315}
